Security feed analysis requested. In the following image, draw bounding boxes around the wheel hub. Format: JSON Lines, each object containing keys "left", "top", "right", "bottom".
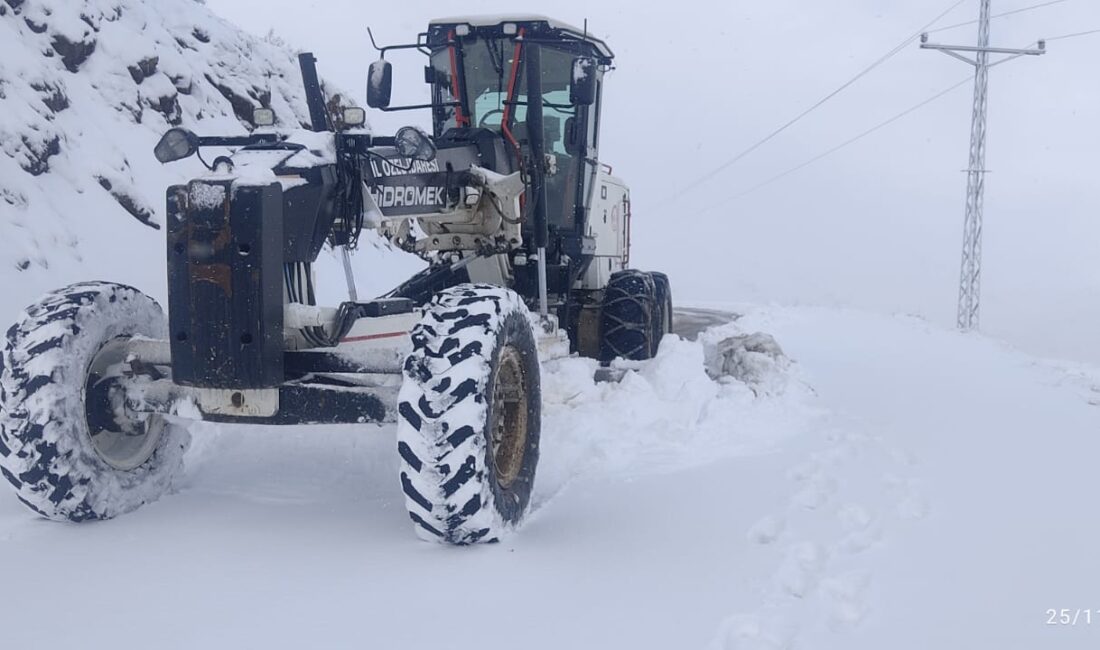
{"left": 490, "top": 345, "right": 528, "bottom": 489}
{"left": 84, "top": 337, "right": 163, "bottom": 471}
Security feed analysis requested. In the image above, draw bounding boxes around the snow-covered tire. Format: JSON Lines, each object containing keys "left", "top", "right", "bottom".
{"left": 397, "top": 284, "right": 541, "bottom": 545}
{"left": 0, "top": 282, "right": 190, "bottom": 522}
{"left": 599, "top": 269, "right": 658, "bottom": 363}
{"left": 651, "top": 272, "right": 673, "bottom": 356}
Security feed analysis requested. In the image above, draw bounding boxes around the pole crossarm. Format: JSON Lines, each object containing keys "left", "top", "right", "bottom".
{"left": 920, "top": 42, "right": 1046, "bottom": 58}
{"left": 925, "top": 46, "right": 982, "bottom": 66}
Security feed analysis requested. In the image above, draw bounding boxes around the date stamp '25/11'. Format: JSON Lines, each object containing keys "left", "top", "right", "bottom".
{"left": 1046, "top": 609, "right": 1099, "bottom": 626}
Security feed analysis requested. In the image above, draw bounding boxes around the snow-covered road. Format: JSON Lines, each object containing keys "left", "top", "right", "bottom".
{"left": 1, "top": 306, "right": 1097, "bottom": 649}
{"left": 741, "top": 307, "right": 1100, "bottom": 649}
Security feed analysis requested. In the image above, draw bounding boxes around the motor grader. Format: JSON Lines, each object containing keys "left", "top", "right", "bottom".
{"left": 0, "top": 15, "right": 672, "bottom": 544}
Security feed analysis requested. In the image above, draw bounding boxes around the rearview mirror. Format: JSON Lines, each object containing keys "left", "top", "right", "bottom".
{"left": 154, "top": 128, "right": 198, "bottom": 164}
{"left": 570, "top": 57, "right": 597, "bottom": 107}
{"left": 394, "top": 126, "right": 436, "bottom": 161}
{"left": 367, "top": 59, "right": 392, "bottom": 109}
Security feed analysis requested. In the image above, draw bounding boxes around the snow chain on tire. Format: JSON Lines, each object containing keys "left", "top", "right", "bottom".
{"left": 396, "top": 284, "right": 541, "bottom": 545}
{"left": 0, "top": 282, "right": 190, "bottom": 521}
{"left": 599, "top": 269, "right": 658, "bottom": 363}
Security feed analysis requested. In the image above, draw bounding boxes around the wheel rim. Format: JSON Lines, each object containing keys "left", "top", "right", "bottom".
{"left": 84, "top": 337, "right": 163, "bottom": 471}
{"left": 490, "top": 345, "right": 528, "bottom": 489}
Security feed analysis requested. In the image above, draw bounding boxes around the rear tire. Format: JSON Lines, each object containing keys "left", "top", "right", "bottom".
{"left": 599, "top": 269, "right": 658, "bottom": 363}
{"left": 0, "top": 282, "right": 190, "bottom": 522}
{"left": 396, "top": 284, "right": 541, "bottom": 545}
{"left": 651, "top": 272, "right": 673, "bottom": 356}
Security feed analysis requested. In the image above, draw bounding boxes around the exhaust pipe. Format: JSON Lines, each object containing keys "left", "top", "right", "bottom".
{"left": 298, "top": 52, "right": 329, "bottom": 132}
{"left": 524, "top": 44, "right": 550, "bottom": 318}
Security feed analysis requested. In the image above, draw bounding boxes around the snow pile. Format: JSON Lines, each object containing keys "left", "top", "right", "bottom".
{"left": 187, "top": 182, "right": 227, "bottom": 210}
{"left": 0, "top": 0, "right": 413, "bottom": 320}
{"left": 538, "top": 329, "right": 817, "bottom": 494}
{"left": 701, "top": 329, "right": 791, "bottom": 395}
{"left": 196, "top": 129, "right": 340, "bottom": 194}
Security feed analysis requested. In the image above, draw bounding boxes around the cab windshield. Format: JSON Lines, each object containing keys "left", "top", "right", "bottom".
{"left": 430, "top": 37, "right": 576, "bottom": 155}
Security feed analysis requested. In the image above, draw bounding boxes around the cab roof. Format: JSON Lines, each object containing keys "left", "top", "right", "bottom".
{"left": 428, "top": 14, "right": 614, "bottom": 60}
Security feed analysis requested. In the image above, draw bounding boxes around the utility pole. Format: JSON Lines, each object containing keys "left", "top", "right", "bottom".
{"left": 920, "top": 0, "right": 1045, "bottom": 331}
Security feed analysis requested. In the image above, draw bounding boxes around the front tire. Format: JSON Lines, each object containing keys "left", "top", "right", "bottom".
{"left": 396, "top": 285, "right": 541, "bottom": 544}
{"left": 0, "top": 282, "right": 190, "bottom": 521}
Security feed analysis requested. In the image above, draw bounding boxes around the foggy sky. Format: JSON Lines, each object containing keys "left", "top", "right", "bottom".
{"left": 206, "top": 0, "right": 1100, "bottom": 363}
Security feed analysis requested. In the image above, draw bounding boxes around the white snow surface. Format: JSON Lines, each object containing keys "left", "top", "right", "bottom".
{"left": 2, "top": 305, "right": 1098, "bottom": 649}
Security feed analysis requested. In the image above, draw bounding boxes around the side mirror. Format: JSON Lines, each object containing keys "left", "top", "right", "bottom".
{"left": 367, "top": 59, "right": 392, "bottom": 109}
{"left": 570, "top": 57, "right": 597, "bottom": 107}
{"left": 154, "top": 128, "right": 199, "bottom": 163}
{"left": 394, "top": 126, "right": 436, "bottom": 161}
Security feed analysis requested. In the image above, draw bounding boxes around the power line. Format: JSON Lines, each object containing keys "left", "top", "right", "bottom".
{"left": 655, "top": 0, "right": 970, "bottom": 206}
{"left": 693, "top": 27, "right": 1096, "bottom": 207}
{"left": 927, "top": 0, "right": 1071, "bottom": 35}
{"left": 708, "top": 76, "right": 973, "bottom": 206}
{"left": 1044, "top": 27, "right": 1100, "bottom": 41}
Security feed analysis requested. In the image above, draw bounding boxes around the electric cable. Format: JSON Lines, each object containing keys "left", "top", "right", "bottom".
{"left": 692, "top": 24, "right": 1099, "bottom": 209}
{"left": 700, "top": 75, "right": 975, "bottom": 210}
{"left": 1042, "top": 27, "right": 1100, "bottom": 41}
{"left": 656, "top": 0, "right": 970, "bottom": 206}
{"left": 927, "top": 0, "right": 1071, "bottom": 35}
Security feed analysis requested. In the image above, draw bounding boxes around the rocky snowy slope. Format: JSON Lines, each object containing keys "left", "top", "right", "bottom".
{"left": 0, "top": 0, "right": 416, "bottom": 320}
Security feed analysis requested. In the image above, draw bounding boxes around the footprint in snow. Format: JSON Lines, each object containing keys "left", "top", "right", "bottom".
{"left": 791, "top": 475, "right": 838, "bottom": 510}
{"left": 897, "top": 492, "right": 930, "bottom": 520}
{"left": 884, "top": 474, "right": 930, "bottom": 521}
{"left": 775, "top": 541, "right": 828, "bottom": 598}
{"left": 820, "top": 570, "right": 872, "bottom": 629}
{"left": 746, "top": 514, "right": 786, "bottom": 545}
{"left": 714, "top": 611, "right": 797, "bottom": 650}
{"left": 786, "top": 457, "right": 839, "bottom": 510}
{"left": 835, "top": 503, "right": 882, "bottom": 554}
{"left": 786, "top": 458, "right": 821, "bottom": 483}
